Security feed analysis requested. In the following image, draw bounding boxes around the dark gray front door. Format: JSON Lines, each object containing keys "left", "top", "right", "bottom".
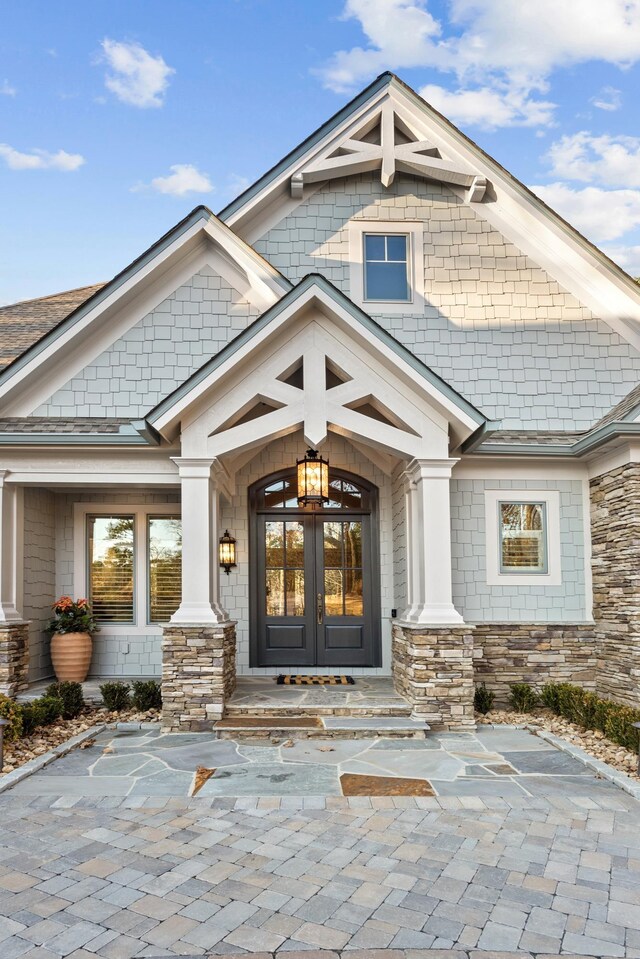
{"left": 250, "top": 470, "right": 380, "bottom": 668}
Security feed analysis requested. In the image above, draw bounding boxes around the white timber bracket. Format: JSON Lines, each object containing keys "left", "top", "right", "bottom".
{"left": 291, "top": 100, "right": 489, "bottom": 204}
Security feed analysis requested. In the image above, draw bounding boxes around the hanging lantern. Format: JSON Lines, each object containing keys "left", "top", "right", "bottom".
{"left": 218, "top": 530, "right": 237, "bottom": 574}
{"left": 297, "top": 449, "right": 329, "bottom": 507}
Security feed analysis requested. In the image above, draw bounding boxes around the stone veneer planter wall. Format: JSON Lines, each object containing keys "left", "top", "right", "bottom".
{"left": 590, "top": 463, "right": 640, "bottom": 709}
{"left": 0, "top": 622, "right": 29, "bottom": 698}
{"left": 161, "top": 623, "right": 237, "bottom": 731}
{"left": 392, "top": 624, "right": 475, "bottom": 730}
{"left": 472, "top": 623, "right": 597, "bottom": 707}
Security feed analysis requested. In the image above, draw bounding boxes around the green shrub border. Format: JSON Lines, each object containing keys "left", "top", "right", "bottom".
{"left": 537, "top": 682, "right": 640, "bottom": 752}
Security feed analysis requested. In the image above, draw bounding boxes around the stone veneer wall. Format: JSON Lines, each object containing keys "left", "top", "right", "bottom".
{"left": 472, "top": 624, "right": 597, "bottom": 707}
{"left": 0, "top": 623, "right": 30, "bottom": 697}
{"left": 162, "top": 623, "right": 236, "bottom": 731}
{"left": 590, "top": 464, "right": 640, "bottom": 708}
{"left": 392, "top": 624, "right": 475, "bottom": 730}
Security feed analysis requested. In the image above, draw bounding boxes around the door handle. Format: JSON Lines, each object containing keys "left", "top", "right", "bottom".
{"left": 317, "top": 593, "right": 323, "bottom": 625}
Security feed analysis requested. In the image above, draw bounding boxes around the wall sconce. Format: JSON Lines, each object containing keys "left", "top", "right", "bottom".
{"left": 219, "top": 530, "right": 237, "bottom": 574}
{"left": 297, "top": 449, "right": 329, "bottom": 507}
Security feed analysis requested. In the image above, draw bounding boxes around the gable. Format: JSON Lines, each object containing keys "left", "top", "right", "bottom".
{"left": 224, "top": 73, "right": 640, "bottom": 357}
{"left": 33, "top": 267, "right": 261, "bottom": 418}
{"left": 149, "top": 275, "right": 484, "bottom": 464}
{"left": 0, "top": 207, "right": 290, "bottom": 417}
{"left": 253, "top": 173, "right": 640, "bottom": 432}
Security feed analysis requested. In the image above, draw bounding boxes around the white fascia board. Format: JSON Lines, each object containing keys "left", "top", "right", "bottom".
{"left": 3, "top": 448, "right": 179, "bottom": 485}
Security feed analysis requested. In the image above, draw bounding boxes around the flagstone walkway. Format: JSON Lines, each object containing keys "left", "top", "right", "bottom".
{"left": 3, "top": 725, "right": 623, "bottom": 800}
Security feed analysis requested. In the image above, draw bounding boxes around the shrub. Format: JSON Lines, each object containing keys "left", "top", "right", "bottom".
{"left": 39, "top": 696, "right": 64, "bottom": 725}
{"left": 45, "top": 681, "right": 84, "bottom": 719}
{"left": 131, "top": 680, "right": 162, "bottom": 712}
{"left": 474, "top": 683, "right": 495, "bottom": 715}
{"left": 0, "top": 694, "right": 22, "bottom": 742}
{"left": 509, "top": 683, "right": 539, "bottom": 713}
{"left": 540, "top": 681, "right": 640, "bottom": 752}
{"left": 100, "top": 682, "right": 131, "bottom": 712}
{"left": 21, "top": 701, "right": 48, "bottom": 736}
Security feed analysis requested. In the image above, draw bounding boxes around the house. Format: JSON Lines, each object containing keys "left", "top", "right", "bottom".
{"left": 0, "top": 72, "right": 638, "bottom": 731}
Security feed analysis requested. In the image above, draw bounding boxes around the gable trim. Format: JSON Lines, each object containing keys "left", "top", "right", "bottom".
{"left": 147, "top": 273, "right": 486, "bottom": 435}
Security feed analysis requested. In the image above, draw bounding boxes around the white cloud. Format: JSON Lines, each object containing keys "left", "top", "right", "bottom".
{"left": 600, "top": 243, "right": 640, "bottom": 276}
{"left": 0, "top": 80, "right": 16, "bottom": 97}
{"left": 529, "top": 182, "right": 640, "bottom": 243}
{"left": 136, "top": 163, "right": 214, "bottom": 197}
{"left": 0, "top": 144, "right": 85, "bottom": 171}
{"left": 591, "top": 86, "right": 622, "bottom": 111}
{"left": 546, "top": 132, "right": 640, "bottom": 188}
{"left": 317, "top": 0, "right": 640, "bottom": 128}
{"left": 420, "top": 83, "right": 555, "bottom": 129}
{"left": 100, "top": 39, "right": 174, "bottom": 108}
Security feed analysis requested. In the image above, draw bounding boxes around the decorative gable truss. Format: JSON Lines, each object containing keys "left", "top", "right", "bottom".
{"left": 149, "top": 277, "right": 485, "bottom": 480}
{"left": 290, "top": 100, "right": 487, "bottom": 204}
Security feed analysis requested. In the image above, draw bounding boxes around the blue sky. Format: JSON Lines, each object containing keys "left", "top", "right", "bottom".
{"left": 2, "top": 0, "right": 640, "bottom": 304}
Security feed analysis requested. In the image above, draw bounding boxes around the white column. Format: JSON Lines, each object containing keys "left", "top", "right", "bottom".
{"left": 0, "top": 472, "right": 23, "bottom": 624}
{"left": 170, "top": 458, "right": 229, "bottom": 625}
{"left": 399, "top": 458, "right": 465, "bottom": 626}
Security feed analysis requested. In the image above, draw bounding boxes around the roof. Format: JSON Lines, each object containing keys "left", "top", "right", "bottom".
{"left": 592, "top": 382, "right": 640, "bottom": 429}
{"left": 0, "top": 284, "right": 105, "bottom": 368}
{"left": 0, "top": 416, "right": 129, "bottom": 433}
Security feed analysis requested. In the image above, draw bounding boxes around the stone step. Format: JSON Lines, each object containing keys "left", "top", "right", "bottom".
{"left": 214, "top": 715, "right": 429, "bottom": 740}
{"left": 223, "top": 703, "right": 412, "bottom": 718}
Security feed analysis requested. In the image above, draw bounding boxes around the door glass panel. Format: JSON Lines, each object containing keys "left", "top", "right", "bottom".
{"left": 265, "top": 521, "right": 284, "bottom": 567}
{"left": 324, "top": 568, "right": 343, "bottom": 616}
{"left": 266, "top": 569, "right": 284, "bottom": 616}
{"left": 285, "top": 522, "right": 304, "bottom": 567}
{"left": 323, "top": 521, "right": 343, "bottom": 567}
{"left": 322, "top": 520, "right": 363, "bottom": 617}
{"left": 264, "top": 520, "right": 305, "bottom": 617}
{"left": 285, "top": 569, "right": 305, "bottom": 616}
{"left": 343, "top": 521, "right": 362, "bottom": 568}
{"left": 344, "top": 569, "right": 364, "bottom": 616}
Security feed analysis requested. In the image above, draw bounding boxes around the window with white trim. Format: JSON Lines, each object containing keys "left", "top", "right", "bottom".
{"left": 499, "top": 502, "right": 547, "bottom": 574}
{"left": 86, "top": 511, "right": 181, "bottom": 626}
{"left": 363, "top": 233, "right": 410, "bottom": 302}
{"left": 484, "top": 489, "right": 562, "bottom": 587}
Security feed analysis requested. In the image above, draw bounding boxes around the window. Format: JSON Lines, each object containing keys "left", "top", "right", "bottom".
{"left": 499, "top": 502, "right": 547, "bottom": 573}
{"left": 88, "top": 516, "right": 135, "bottom": 624}
{"left": 363, "top": 233, "right": 410, "bottom": 301}
{"left": 148, "top": 517, "right": 182, "bottom": 623}
{"left": 83, "top": 508, "right": 181, "bottom": 627}
{"left": 484, "top": 489, "right": 561, "bottom": 587}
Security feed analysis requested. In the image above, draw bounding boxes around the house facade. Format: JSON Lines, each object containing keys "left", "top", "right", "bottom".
{"left": 0, "top": 73, "right": 639, "bottom": 730}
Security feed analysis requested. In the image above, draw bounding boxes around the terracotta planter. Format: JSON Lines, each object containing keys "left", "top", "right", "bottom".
{"left": 50, "top": 632, "right": 93, "bottom": 683}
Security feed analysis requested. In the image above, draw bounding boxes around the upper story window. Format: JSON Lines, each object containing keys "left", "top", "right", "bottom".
{"left": 499, "top": 502, "right": 547, "bottom": 574}
{"left": 363, "top": 233, "right": 410, "bottom": 302}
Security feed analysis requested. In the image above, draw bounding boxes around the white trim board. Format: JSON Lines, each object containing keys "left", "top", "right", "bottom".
{"left": 348, "top": 220, "right": 425, "bottom": 314}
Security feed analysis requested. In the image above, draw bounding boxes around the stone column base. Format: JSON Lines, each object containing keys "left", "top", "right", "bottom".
{"left": 162, "top": 622, "right": 237, "bottom": 731}
{"left": 0, "top": 621, "right": 29, "bottom": 698}
{"left": 392, "top": 623, "right": 475, "bottom": 731}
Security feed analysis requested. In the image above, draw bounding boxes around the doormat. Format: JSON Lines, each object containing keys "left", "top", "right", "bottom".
{"left": 277, "top": 675, "right": 355, "bottom": 685}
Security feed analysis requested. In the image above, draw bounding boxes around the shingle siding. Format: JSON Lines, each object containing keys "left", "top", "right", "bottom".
{"left": 451, "top": 478, "right": 588, "bottom": 622}
{"left": 23, "top": 488, "right": 56, "bottom": 681}
{"left": 254, "top": 174, "right": 639, "bottom": 430}
{"left": 35, "top": 267, "right": 259, "bottom": 418}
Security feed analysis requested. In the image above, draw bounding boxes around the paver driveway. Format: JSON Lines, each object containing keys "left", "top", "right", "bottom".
{"left": 0, "top": 770, "right": 639, "bottom": 956}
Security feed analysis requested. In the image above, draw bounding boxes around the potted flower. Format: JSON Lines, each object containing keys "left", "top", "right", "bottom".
{"left": 46, "top": 597, "right": 98, "bottom": 683}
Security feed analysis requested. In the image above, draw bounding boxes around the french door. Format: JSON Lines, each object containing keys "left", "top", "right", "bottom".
{"left": 250, "top": 471, "right": 380, "bottom": 667}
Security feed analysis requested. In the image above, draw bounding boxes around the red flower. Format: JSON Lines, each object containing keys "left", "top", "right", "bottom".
{"left": 77, "top": 598, "right": 88, "bottom": 609}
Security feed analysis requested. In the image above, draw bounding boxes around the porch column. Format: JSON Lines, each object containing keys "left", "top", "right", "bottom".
{"left": 170, "top": 457, "right": 228, "bottom": 625}
{"left": 393, "top": 459, "right": 474, "bottom": 730}
{"left": 400, "top": 458, "right": 464, "bottom": 626}
{"left": 162, "top": 458, "right": 236, "bottom": 731}
{"left": 0, "top": 473, "right": 28, "bottom": 697}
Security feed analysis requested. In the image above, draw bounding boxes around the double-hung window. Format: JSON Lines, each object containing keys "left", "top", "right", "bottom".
{"left": 499, "top": 502, "right": 547, "bottom": 574}
{"left": 363, "top": 233, "right": 410, "bottom": 302}
{"left": 86, "top": 510, "right": 182, "bottom": 626}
